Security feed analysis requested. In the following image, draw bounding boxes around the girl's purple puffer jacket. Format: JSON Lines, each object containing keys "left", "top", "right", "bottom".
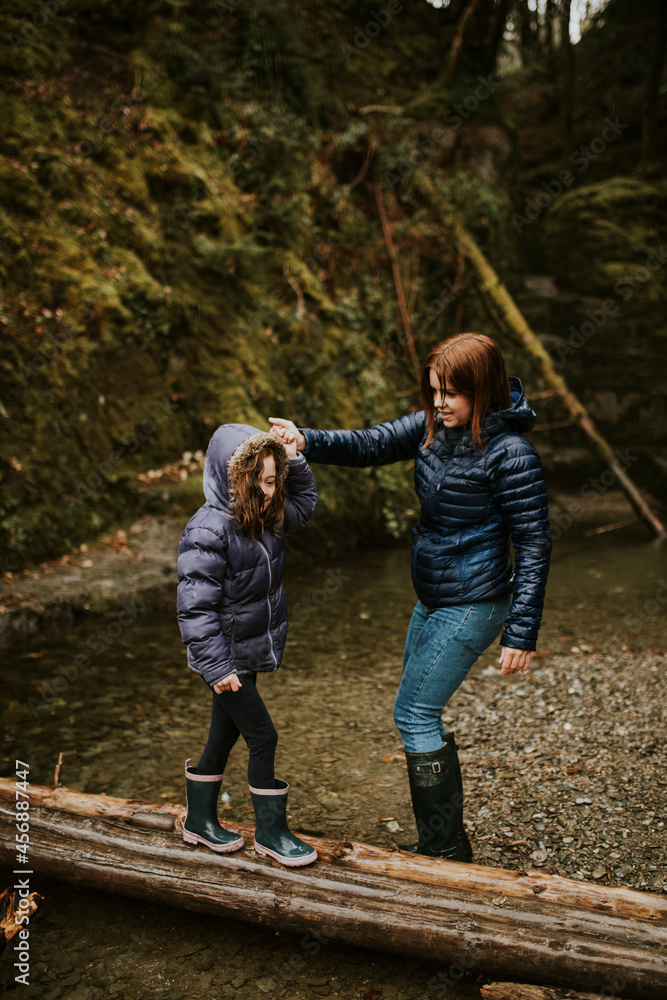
{"left": 177, "top": 424, "right": 318, "bottom": 687}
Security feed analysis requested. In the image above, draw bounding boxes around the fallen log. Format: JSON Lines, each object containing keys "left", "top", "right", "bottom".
{"left": 481, "top": 985, "right": 614, "bottom": 1000}
{"left": 0, "top": 778, "right": 665, "bottom": 999}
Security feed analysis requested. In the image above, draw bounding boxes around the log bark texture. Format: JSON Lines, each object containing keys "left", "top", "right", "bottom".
{"left": 0, "top": 780, "right": 666, "bottom": 998}
{"left": 481, "top": 985, "right": 612, "bottom": 1000}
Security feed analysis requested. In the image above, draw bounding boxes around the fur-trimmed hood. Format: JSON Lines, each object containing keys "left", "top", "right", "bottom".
{"left": 202, "top": 423, "right": 287, "bottom": 510}
{"left": 227, "top": 431, "right": 288, "bottom": 499}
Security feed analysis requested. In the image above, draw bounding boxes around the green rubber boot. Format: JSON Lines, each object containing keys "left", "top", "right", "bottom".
{"left": 250, "top": 780, "right": 318, "bottom": 867}
{"left": 182, "top": 758, "right": 244, "bottom": 853}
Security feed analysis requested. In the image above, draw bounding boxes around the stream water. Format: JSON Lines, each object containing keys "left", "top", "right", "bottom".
{"left": 1, "top": 523, "right": 666, "bottom": 999}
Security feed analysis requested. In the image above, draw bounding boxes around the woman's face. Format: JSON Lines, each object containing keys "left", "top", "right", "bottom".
{"left": 429, "top": 368, "right": 473, "bottom": 428}
{"left": 258, "top": 454, "right": 277, "bottom": 507}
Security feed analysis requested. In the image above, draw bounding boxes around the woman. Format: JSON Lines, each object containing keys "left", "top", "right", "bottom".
{"left": 176, "top": 424, "right": 319, "bottom": 867}
{"left": 270, "top": 333, "right": 552, "bottom": 862}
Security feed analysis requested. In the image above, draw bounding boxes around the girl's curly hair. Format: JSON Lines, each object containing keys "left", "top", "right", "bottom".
{"left": 227, "top": 432, "right": 289, "bottom": 538}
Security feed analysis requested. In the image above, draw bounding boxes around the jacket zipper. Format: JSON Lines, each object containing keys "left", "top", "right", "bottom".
{"left": 427, "top": 451, "right": 457, "bottom": 514}
{"left": 257, "top": 539, "right": 278, "bottom": 668}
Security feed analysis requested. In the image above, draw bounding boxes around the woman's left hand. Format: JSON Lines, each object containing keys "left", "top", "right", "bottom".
{"left": 498, "top": 646, "right": 531, "bottom": 676}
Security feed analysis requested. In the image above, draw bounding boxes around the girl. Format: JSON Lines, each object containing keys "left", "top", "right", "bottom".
{"left": 177, "top": 423, "right": 318, "bottom": 867}
{"left": 270, "top": 333, "right": 552, "bottom": 862}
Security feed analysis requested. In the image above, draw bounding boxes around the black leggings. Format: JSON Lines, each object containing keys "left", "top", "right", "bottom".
{"left": 196, "top": 674, "right": 278, "bottom": 789}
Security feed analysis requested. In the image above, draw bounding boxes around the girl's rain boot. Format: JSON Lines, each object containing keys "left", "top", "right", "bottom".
{"left": 249, "top": 779, "right": 318, "bottom": 867}
{"left": 398, "top": 735, "right": 473, "bottom": 862}
{"left": 182, "top": 758, "right": 244, "bottom": 853}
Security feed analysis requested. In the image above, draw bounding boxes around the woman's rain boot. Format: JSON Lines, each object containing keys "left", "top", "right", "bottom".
{"left": 182, "top": 758, "right": 245, "bottom": 853}
{"left": 398, "top": 735, "right": 473, "bottom": 862}
{"left": 249, "top": 780, "right": 318, "bottom": 867}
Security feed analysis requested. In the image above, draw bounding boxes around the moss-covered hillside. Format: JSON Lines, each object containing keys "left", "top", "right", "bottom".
{"left": 1, "top": 0, "right": 665, "bottom": 566}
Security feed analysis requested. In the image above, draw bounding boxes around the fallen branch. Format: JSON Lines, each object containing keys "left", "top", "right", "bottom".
{"left": 357, "top": 104, "right": 405, "bottom": 115}
{"left": 583, "top": 517, "right": 642, "bottom": 537}
{"left": 349, "top": 140, "right": 376, "bottom": 191}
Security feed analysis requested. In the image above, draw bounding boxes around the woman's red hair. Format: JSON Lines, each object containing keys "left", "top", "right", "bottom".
{"left": 420, "top": 333, "right": 511, "bottom": 451}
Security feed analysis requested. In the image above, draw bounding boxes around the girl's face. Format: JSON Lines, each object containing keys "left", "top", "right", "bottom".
{"left": 258, "top": 454, "right": 277, "bottom": 507}
{"left": 429, "top": 368, "right": 473, "bottom": 427}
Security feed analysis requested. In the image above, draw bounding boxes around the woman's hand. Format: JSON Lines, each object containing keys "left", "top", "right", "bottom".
{"left": 498, "top": 647, "right": 531, "bottom": 676}
{"left": 213, "top": 672, "right": 242, "bottom": 693}
{"left": 269, "top": 418, "right": 306, "bottom": 453}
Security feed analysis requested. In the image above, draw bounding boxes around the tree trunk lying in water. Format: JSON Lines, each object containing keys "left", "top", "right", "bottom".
{"left": 0, "top": 778, "right": 665, "bottom": 999}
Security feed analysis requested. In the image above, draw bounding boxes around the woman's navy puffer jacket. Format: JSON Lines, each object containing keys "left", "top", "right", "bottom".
{"left": 177, "top": 424, "right": 318, "bottom": 687}
{"left": 301, "top": 378, "right": 552, "bottom": 651}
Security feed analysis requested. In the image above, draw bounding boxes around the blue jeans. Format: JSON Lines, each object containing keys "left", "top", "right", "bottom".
{"left": 393, "top": 594, "right": 513, "bottom": 753}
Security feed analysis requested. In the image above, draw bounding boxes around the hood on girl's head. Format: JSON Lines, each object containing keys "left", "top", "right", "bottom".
{"left": 202, "top": 424, "right": 288, "bottom": 509}
{"left": 202, "top": 423, "right": 261, "bottom": 508}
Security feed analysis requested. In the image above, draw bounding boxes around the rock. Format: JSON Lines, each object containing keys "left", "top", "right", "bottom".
{"left": 60, "top": 970, "right": 82, "bottom": 987}
{"left": 319, "top": 793, "right": 342, "bottom": 811}
{"left": 256, "top": 977, "right": 279, "bottom": 993}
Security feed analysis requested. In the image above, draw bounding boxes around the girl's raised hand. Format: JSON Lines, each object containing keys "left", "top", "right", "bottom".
{"left": 269, "top": 417, "right": 306, "bottom": 453}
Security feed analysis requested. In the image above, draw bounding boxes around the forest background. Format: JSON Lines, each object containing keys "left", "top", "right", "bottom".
{"left": 1, "top": 0, "right": 666, "bottom": 568}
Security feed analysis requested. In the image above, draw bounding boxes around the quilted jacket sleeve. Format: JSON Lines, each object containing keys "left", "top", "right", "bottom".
{"left": 177, "top": 525, "right": 236, "bottom": 687}
{"left": 283, "top": 453, "right": 319, "bottom": 534}
{"left": 300, "top": 411, "right": 426, "bottom": 467}
{"left": 486, "top": 435, "right": 552, "bottom": 651}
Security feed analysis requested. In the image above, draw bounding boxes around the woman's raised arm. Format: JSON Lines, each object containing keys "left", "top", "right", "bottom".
{"left": 269, "top": 412, "right": 426, "bottom": 468}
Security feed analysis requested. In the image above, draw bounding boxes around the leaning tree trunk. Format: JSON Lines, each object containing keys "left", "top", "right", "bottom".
{"left": 439, "top": 0, "right": 480, "bottom": 88}
{"left": 408, "top": 182, "right": 665, "bottom": 539}
{"left": 1, "top": 779, "right": 667, "bottom": 999}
